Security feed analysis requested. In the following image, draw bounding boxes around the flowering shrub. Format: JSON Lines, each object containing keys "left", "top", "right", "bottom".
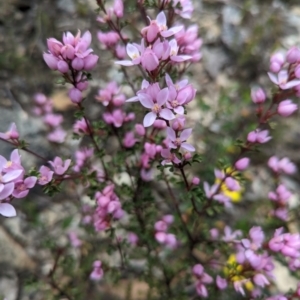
{"left": 1, "top": 0, "right": 300, "bottom": 299}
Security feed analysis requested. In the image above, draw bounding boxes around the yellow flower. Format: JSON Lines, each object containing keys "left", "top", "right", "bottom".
{"left": 215, "top": 167, "right": 243, "bottom": 202}
{"left": 224, "top": 254, "right": 254, "bottom": 291}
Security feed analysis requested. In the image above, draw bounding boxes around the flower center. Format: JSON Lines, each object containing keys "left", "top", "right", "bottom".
{"left": 171, "top": 100, "right": 178, "bottom": 108}
{"left": 174, "top": 138, "right": 181, "bottom": 147}
{"left": 17, "top": 184, "right": 26, "bottom": 191}
{"left": 152, "top": 104, "right": 161, "bottom": 113}
{"left": 6, "top": 161, "right": 12, "bottom": 168}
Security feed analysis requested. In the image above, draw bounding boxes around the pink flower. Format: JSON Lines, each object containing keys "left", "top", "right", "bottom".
{"left": 192, "top": 177, "right": 200, "bottom": 185}
{"left": 277, "top": 99, "right": 298, "bottom": 117}
{"left": 12, "top": 176, "right": 37, "bottom": 198}
{"left": 90, "top": 260, "right": 104, "bottom": 281}
{"left": 43, "top": 113, "right": 63, "bottom": 127}
{"left": 68, "top": 88, "right": 82, "bottom": 103}
{"left": 269, "top": 52, "right": 285, "bottom": 73}
{"left": 68, "top": 232, "right": 82, "bottom": 248}
{"left": 193, "top": 264, "right": 213, "bottom": 297}
{"left": 73, "top": 118, "right": 89, "bottom": 135}
{"left": 166, "top": 127, "right": 195, "bottom": 152}
{"left": 103, "top": 109, "right": 126, "bottom": 127}
{"left": 123, "top": 132, "right": 137, "bottom": 148}
{"left": 216, "top": 275, "right": 227, "bottom": 290}
{"left": 247, "top": 129, "right": 271, "bottom": 144}
{"left": 160, "top": 149, "right": 181, "bottom": 165}
{"left": 169, "top": 39, "right": 192, "bottom": 62}
{"left": 127, "top": 232, "right": 138, "bottom": 246}
{"left": 49, "top": 157, "right": 71, "bottom": 175}
{"left": 97, "top": 31, "right": 120, "bottom": 47}
{"left": 0, "top": 123, "right": 19, "bottom": 140}
{"left": 268, "top": 70, "right": 300, "bottom": 89}
{"left": 268, "top": 156, "right": 296, "bottom": 174}
{"left": 251, "top": 87, "right": 266, "bottom": 104}
{"left": 38, "top": 166, "right": 54, "bottom": 185}
{"left": 138, "top": 88, "right": 175, "bottom": 127}
{"left": 141, "top": 12, "right": 183, "bottom": 43}
{"left": 235, "top": 157, "right": 250, "bottom": 171}
{"left": 135, "top": 124, "right": 146, "bottom": 136}
{"left": 115, "top": 42, "right": 142, "bottom": 67}
{"left": 172, "top": 0, "right": 194, "bottom": 19}
{"left": 113, "top": 0, "right": 124, "bottom": 18}
{"left": 47, "top": 127, "right": 67, "bottom": 143}
{"left": 286, "top": 46, "right": 300, "bottom": 63}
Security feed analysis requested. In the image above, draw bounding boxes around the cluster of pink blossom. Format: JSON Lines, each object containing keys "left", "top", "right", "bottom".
{"left": 95, "top": 81, "right": 135, "bottom": 128}
{"left": 154, "top": 214, "right": 177, "bottom": 249}
{"left": 93, "top": 184, "right": 124, "bottom": 231}
{"left": 0, "top": 149, "right": 37, "bottom": 217}
{"left": 37, "top": 157, "right": 71, "bottom": 187}
{"left": 32, "top": 93, "right": 67, "bottom": 143}
{"left": 73, "top": 147, "right": 94, "bottom": 173}
{"left": 43, "top": 30, "right": 98, "bottom": 104}
{"left": 192, "top": 264, "right": 213, "bottom": 297}
{"left": 267, "top": 156, "right": 296, "bottom": 220}
{"left": 96, "top": 0, "right": 123, "bottom": 24}
{"left": 114, "top": 8, "right": 201, "bottom": 179}
{"left": 139, "top": 141, "right": 162, "bottom": 181}
{"left": 234, "top": 227, "right": 275, "bottom": 295}
{"left": 269, "top": 227, "right": 300, "bottom": 271}
{"left": 90, "top": 260, "right": 104, "bottom": 281}
{"left": 116, "top": 12, "right": 197, "bottom": 71}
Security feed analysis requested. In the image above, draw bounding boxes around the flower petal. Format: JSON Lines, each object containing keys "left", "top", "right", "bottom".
{"left": 138, "top": 93, "right": 154, "bottom": 108}
{"left": 0, "top": 203, "right": 16, "bottom": 217}
{"left": 180, "top": 128, "right": 192, "bottom": 141}
{"left": 0, "top": 182, "right": 14, "bottom": 200}
{"left": 143, "top": 112, "right": 157, "bottom": 127}
{"left": 156, "top": 88, "right": 169, "bottom": 106}
{"left": 181, "top": 142, "right": 195, "bottom": 152}
{"left": 159, "top": 108, "right": 175, "bottom": 120}
{"left": 115, "top": 60, "right": 134, "bottom": 66}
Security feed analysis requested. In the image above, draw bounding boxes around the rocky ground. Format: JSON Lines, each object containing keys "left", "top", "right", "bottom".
{"left": 1, "top": 0, "right": 300, "bottom": 299}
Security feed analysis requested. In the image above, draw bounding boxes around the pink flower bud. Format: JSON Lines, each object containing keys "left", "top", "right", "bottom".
{"left": 68, "top": 88, "right": 82, "bottom": 103}
{"left": 72, "top": 57, "right": 84, "bottom": 70}
{"left": 84, "top": 54, "right": 99, "bottom": 70}
{"left": 135, "top": 124, "right": 146, "bottom": 136}
{"left": 62, "top": 44, "right": 75, "bottom": 60}
{"left": 216, "top": 276, "right": 227, "bottom": 290}
{"left": 47, "top": 38, "right": 63, "bottom": 56}
{"left": 162, "top": 215, "right": 174, "bottom": 224}
{"left": 286, "top": 46, "right": 300, "bottom": 64}
{"left": 43, "top": 53, "right": 59, "bottom": 70}
{"left": 270, "top": 52, "right": 285, "bottom": 73}
{"left": 153, "top": 120, "right": 167, "bottom": 129}
{"left": 235, "top": 157, "right": 250, "bottom": 171}
{"left": 277, "top": 99, "right": 298, "bottom": 117}
{"left": 77, "top": 81, "right": 89, "bottom": 91}
{"left": 192, "top": 177, "right": 200, "bottom": 185}
{"left": 57, "top": 60, "right": 69, "bottom": 73}
{"left": 113, "top": 0, "right": 124, "bottom": 18}
{"left": 251, "top": 87, "right": 266, "bottom": 104}
{"left": 34, "top": 93, "right": 47, "bottom": 105}
{"left": 128, "top": 232, "right": 138, "bottom": 246}
{"left": 193, "top": 264, "right": 204, "bottom": 277}
{"left": 184, "top": 152, "right": 192, "bottom": 160}
{"left": 116, "top": 44, "right": 126, "bottom": 59}
{"left": 210, "top": 228, "right": 219, "bottom": 239}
